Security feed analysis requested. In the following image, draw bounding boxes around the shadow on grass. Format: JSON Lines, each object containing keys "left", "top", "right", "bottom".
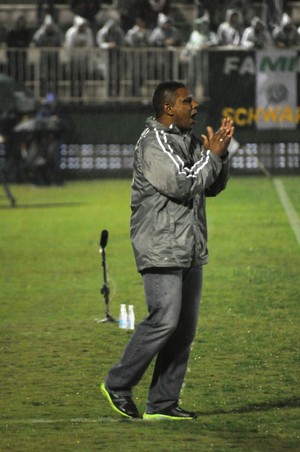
{"left": 200, "top": 395, "right": 300, "bottom": 416}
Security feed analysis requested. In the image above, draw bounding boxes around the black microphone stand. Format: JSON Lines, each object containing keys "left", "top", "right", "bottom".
{"left": 96, "top": 230, "right": 117, "bottom": 323}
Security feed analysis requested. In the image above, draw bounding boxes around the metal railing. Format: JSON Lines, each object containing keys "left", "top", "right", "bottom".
{"left": 0, "top": 46, "right": 208, "bottom": 103}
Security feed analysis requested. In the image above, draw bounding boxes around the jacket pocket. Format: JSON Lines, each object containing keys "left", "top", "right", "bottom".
{"left": 154, "top": 210, "right": 175, "bottom": 234}
{"left": 150, "top": 210, "right": 176, "bottom": 261}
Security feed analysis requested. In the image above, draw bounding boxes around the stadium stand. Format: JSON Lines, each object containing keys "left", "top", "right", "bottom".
{"left": 0, "top": 1, "right": 299, "bottom": 179}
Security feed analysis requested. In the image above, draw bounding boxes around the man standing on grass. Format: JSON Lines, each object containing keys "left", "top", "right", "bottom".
{"left": 101, "top": 80, "right": 234, "bottom": 420}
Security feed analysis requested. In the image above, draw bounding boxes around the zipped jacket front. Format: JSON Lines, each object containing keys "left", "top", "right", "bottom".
{"left": 130, "top": 117, "right": 230, "bottom": 272}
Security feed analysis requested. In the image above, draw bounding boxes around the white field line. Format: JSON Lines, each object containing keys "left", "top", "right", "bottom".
{"left": 273, "top": 178, "right": 300, "bottom": 246}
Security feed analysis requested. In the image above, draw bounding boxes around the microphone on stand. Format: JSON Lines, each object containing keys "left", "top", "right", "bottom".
{"left": 96, "top": 229, "right": 117, "bottom": 323}
{"left": 100, "top": 229, "right": 108, "bottom": 250}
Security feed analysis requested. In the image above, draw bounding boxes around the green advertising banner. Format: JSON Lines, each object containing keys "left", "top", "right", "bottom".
{"left": 256, "top": 50, "right": 298, "bottom": 129}
{"left": 208, "top": 49, "right": 300, "bottom": 130}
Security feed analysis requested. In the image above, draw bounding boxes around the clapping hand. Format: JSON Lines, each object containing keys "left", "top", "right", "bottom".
{"left": 201, "top": 118, "right": 234, "bottom": 157}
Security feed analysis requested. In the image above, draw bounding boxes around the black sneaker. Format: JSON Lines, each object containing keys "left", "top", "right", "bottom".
{"left": 143, "top": 403, "right": 197, "bottom": 420}
{"left": 100, "top": 383, "right": 140, "bottom": 419}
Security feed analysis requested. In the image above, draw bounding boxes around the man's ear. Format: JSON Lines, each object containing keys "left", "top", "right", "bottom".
{"left": 164, "top": 103, "right": 173, "bottom": 116}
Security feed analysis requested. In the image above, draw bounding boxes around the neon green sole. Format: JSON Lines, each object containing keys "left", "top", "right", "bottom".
{"left": 143, "top": 413, "right": 195, "bottom": 421}
{"left": 100, "top": 382, "right": 132, "bottom": 419}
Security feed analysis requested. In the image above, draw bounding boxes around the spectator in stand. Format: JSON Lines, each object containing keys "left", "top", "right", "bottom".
{"left": 6, "top": 14, "right": 31, "bottom": 85}
{"left": 96, "top": 19, "right": 125, "bottom": 96}
{"left": 182, "top": 17, "right": 217, "bottom": 95}
{"left": 217, "top": 9, "right": 243, "bottom": 46}
{"left": 37, "top": 0, "right": 58, "bottom": 25}
{"left": 263, "top": 0, "right": 283, "bottom": 31}
{"left": 117, "top": 0, "right": 143, "bottom": 33}
{"left": 125, "top": 18, "right": 150, "bottom": 47}
{"left": 241, "top": 16, "right": 272, "bottom": 49}
{"left": 142, "top": 0, "right": 171, "bottom": 30}
{"left": 125, "top": 18, "right": 151, "bottom": 96}
{"left": 272, "top": 13, "right": 300, "bottom": 48}
{"left": 70, "top": 0, "right": 100, "bottom": 21}
{"left": 194, "top": 0, "right": 210, "bottom": 19}
{"left": 32, "top": 14, "right": 63, "bottom": 96}
{"left": 185, "top": 17, "right": 217, "bottom": 54}
{"left": 225, "top": 0, "right": 250, "bottom": 25}
{"left": 70, "top": 0, "right": 101, "bottom": 42}
{"left": 149, "top": 13, "right": 182, "bottom": 81}
{"left": 65, "top": 15, "right": 94, "bottom": 99}
{"left": 149, "top": 13, "right": 181, "bottom": 47}
{"left": 194, "top": 0, "right": 218, "bottom": 32}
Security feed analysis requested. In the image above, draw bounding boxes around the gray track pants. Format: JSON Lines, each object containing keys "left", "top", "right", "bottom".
{"left": 105, "top": 266, "right": 203, "bottom": 412}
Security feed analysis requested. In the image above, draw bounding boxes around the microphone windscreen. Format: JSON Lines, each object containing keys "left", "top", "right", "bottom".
{"left": 100, "top": 229, "right": 109, "bottom": 249}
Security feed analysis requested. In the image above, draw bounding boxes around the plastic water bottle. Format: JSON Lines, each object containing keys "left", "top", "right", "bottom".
{"left": 119, "top": 304, "right": 128, "bottom": 329}
{"left": 127, "top": 305, "right": 135, "bottom": 330}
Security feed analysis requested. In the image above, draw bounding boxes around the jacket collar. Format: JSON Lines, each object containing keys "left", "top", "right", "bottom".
{"left": 146, "top": 117, "right": 192, "bottom": 137}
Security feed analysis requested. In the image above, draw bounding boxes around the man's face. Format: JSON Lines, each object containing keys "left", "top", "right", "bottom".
{"left": 255, "top": 22, "right": 263, "bottom": 33}
{"left": 79, "top": 23, "right": 86, "bottom": 33}
{"left": 169, "top": 87, "right": 199, "bottom": 131}
{"left": 46, "top": 24, "right": 55, "bottom": 35}
{"left": 230, "top": 13, "right": 240, "bottom": 28}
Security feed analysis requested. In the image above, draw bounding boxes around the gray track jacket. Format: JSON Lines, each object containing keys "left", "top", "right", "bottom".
{"left": 130, "top": 117, "right": 230, "bottom": 272}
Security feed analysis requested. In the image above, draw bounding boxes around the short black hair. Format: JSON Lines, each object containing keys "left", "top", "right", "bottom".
{"left": 152, "top": 81, "right": 186, "bottom": 118}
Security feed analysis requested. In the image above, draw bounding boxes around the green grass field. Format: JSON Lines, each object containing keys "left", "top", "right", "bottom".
{"left": 1, "top": 176, "right": 299, "bottom": 451}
